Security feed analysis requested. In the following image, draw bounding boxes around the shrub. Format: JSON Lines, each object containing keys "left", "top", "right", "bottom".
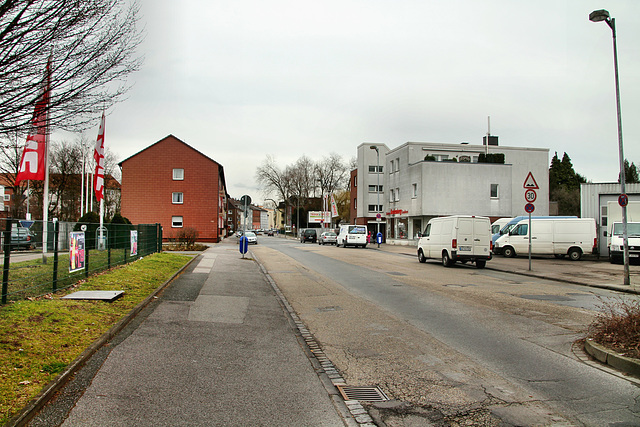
{"left": 478, "top": 153, "right": 505, "bottom": 164}
{"left": 587, "top": 297, "right": 640, "bottom": 358}
{"left": 424, "top": 155, "right": 436, "bottom": 161}
{"left": 175, "top": 227, "right": 199, "bottom": 250}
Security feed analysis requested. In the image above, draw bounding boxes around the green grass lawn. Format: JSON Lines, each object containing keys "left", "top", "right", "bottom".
{"left": 0, "top": 252, "right": 192, "bottom": 424}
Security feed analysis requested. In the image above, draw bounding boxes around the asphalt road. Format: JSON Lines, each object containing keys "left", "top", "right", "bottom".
{"left": 253, "top": 236, "right": 640, "bottom": 426}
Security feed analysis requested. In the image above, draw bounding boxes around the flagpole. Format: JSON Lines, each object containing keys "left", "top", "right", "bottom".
{"left": 41, "top": 59, "right": 52, "bottom": 262}
{"left": 80, "top": 154, "right": 85, "bottom": 216}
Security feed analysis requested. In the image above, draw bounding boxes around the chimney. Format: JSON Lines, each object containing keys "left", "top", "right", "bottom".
{"left": 483, "top": 135, "right": 498, "bottom": 146}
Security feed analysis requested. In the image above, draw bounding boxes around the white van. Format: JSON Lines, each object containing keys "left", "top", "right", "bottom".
{"left": 491, "top": 218, "right": 512, "bottom": 235}
{"left": 417, "top": 216, "right": 492, "bottom": 268}
{"left": 493, "top": 217, "right": 596, "bottom": 260}
{"left": 336, "top": 225, "right": 368, "bottom": 248}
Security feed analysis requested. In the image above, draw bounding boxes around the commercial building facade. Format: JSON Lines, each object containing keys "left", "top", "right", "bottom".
{"left": 354, "top": 140, "right": 549, "bottom": 244}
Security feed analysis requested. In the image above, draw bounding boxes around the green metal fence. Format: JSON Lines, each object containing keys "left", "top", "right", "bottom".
{"left": 1, "top": 219, "right": 163, "bottom": 304}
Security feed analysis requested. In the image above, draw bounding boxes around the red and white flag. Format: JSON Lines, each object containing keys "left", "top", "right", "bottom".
{"left": 330, "top": 193, "right": 339, "bottom": 217}
{"left": 93, "top": 113, "right": 105, "bottom": 202}
{"left": 16, "top": 61, "right": 51, "bottom": 185}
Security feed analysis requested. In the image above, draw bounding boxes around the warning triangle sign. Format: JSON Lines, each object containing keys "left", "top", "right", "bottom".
{"left": 523, "top": 172, "right": 539, "bottom": 189}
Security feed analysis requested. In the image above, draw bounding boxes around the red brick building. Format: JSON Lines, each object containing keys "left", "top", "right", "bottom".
{"left": 119, "top": 135, "right": 228, "bottom": 242}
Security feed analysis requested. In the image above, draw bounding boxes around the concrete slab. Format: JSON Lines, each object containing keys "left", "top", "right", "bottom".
{"left": 61, "top": 291, "right": 124, "bottom": 302}
{"left": 187, "top": 295, "right": 249, "bottom": 324}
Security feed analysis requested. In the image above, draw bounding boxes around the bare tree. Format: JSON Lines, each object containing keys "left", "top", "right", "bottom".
{"left": 255, "top": 155, "right": 291, "bottom": 203}
{"left": 0, "top": 0, "right": 144, "bottom": 136}
{"left": 315, "top": 152, "right": 349, "bottom": 196}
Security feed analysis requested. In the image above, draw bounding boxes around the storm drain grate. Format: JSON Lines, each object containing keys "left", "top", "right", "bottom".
{"left": 336, "top": 385, "right": 389, "bottom": 402}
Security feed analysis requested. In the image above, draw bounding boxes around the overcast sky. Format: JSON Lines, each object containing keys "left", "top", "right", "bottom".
{"left": 91, "top": 0, "right": 640, "bottom": 204}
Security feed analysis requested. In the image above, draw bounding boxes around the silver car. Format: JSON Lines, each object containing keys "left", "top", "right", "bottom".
{"left": 318, "top": 231, "right": 337, "bottom": 245}
{"left": 244, "top": 231, "right": 258, "bottom": 245}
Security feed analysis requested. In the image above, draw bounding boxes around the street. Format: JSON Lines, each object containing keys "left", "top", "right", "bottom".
{"left": 252, "top": 236, "right": 640, "bottom": 426}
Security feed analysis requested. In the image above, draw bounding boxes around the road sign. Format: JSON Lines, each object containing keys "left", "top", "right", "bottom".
{"left": 524, "top": 189, "right": 537, "bottom": 203}
{"left": 619, "top": 193, "right": 629, "bottom": 207}
{"left": 240, "top": 195, "right": 252, "bottom": 209}
{"left": 525, "top": 203, "right": 535, "bottom": 213}
{"left": 239, "top": 236, "right": 248, "bottom": 256}
{"left": 523, "top": 172, "right": 539, "bottom": 189}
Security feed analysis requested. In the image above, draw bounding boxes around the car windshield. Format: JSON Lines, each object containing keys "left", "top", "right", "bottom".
{"left": 613, "top": 223, "right": 640, "bottom": 237}
{"left": 324, "top": 232, "right": 336, "bottom": 237}
{"left": 245, "top": 232, "right": 256, "bottom": 237}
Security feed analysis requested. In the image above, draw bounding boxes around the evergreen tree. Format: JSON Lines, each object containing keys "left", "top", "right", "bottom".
{"left": 549, "top": 152, "right": 587, "bottom": 216}
{"left": 619, "top": 159, "right": 640, "bottom": 184}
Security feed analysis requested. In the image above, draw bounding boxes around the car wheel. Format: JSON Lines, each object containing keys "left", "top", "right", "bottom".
{"left": 442, "top": 251, "right": 453, "bottom": 267}
{"left": 503, "top": 246, "right": 516, "bottom": 258}
{"left": 418, "top": 250, "right": 426, "bottom": 263}
{"left": 476, "top": 260, "right": 486, "bottom": 269}
{"left": 568, "top": 248, "right": 582, "bottom": 261}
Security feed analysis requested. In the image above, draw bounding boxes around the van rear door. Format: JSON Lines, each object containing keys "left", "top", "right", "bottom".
{"left": 472, "top": 219, "right": 490, "bottom": 256}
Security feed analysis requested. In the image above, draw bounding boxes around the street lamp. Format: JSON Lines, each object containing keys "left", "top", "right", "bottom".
{"left": 590, "top": 9, "right": 630, "bottom": 286}
{"left": 370, "top": 145, "right": 381, "bottom": 247}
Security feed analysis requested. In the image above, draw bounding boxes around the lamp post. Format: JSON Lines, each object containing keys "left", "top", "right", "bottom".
{"left": 589, "top": 9, "right": 629, "bottom": 286}
{"left": 370, "top": 145, "right": 380, "bottom": 246}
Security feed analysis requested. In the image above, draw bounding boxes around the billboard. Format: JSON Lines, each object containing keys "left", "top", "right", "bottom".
{"left": 308, "top": 211, "right": 331, "bottom": 224}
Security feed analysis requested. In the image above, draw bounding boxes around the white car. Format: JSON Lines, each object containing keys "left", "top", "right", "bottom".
{"left": 244, "top": 231, "right": 258, "bottom": 245}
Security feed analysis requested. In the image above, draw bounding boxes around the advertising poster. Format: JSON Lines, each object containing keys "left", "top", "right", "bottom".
{"left": 69, "top": 232, "right": 85, "bottom": 273}
{"left": 130, "top": 230, "right": 138, "bottom": 256}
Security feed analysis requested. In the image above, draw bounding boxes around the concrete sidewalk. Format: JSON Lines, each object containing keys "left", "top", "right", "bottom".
{"left": 28, "top": 240, "right": 354, "bottom": 426}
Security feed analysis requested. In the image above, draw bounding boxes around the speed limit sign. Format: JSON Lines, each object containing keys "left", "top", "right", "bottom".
{"left": 524, "top": 189, "right": 537, "bottom": 203}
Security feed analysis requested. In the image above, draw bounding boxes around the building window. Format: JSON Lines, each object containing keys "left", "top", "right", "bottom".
{"left": 353, "top": 175, "right": 357, "bottom": 187}
{"left": 396, "top": 157, "right": 400, "bottom": 171}
{"left": 395, "top": 188, "right": 400, "bottom": 201}
{"left": 3, "top": 195, "right": 9, "bottom": 201}
{"left": 490, "top": 184, "right": 499, "bottom": 198}
{"left": 368, "top": 205, "right": 383, "bottom": 212}
{"left": 389, "top": 160, "right": 394, "bottom": 173}
{"left": 173, "top": 168, "right": 184, "bottom": 180}
{"left": 172, "top": 192, "right": 183, "bottom": 204}
{"left": 412, "top": 183, "right": 418, "bottom": 198}
{"left": 390, "top": 189, "right": 395, "bottom": 202}
{"left": 368, "top": 185, "right": 383, "bottom": 192}
{"left": 172, "top": 216, "right": 183, "bottom": 228}
{"left": 353, "top": 198, "right": 357, "bottom": 209}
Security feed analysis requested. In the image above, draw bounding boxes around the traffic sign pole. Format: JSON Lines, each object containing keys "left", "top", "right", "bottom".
{"left": 528, "top": 212, "right": 532, "bottom": 271}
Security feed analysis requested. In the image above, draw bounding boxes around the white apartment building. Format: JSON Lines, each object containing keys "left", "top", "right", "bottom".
{"left": 355, "top": 140, "right": 549, "bottom": 244}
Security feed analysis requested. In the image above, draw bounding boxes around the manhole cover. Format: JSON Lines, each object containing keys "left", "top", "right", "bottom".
{"left": 336, "top": 385, "right": 389, "bottom": 402}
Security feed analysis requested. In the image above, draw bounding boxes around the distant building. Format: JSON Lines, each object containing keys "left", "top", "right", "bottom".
{"left": 580, "top": 182, "right": 640, "bottom": 255}
{"left": 119, "top": 135, "right": 228, "bottom": 242}
{"left": 354, "top": 139, "right": 549, "bottom": 244}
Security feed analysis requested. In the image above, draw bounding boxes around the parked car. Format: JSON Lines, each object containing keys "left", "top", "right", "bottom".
{"left": 244, "top": 231, "right": 258, "bottom": 245}
{"left": 11, "top": 227, "right": 35, "bottom": 250}
{"left": 318, "top": 231, "right": 337, "bottom": 245}
{"left": 300, "top": 228, "right": 317, "bottom": 243}
{"left": 267, "top": 229, "right": 275, "bottom": 236}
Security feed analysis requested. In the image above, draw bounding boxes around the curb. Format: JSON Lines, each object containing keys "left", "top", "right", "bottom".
{"left": 251, "top": 249, "right": 372, "bottom": 427}
{"left": 6, "top": 253, "right": 200, "bottom": 427}
{"left": 584, "top": 339, "right": 640, "bottom": 378}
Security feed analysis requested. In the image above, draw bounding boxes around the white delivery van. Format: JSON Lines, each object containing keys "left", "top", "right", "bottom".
{"left": 494, "top": 217, "right": 596, "bottom": 260}
{"left": 336, "top": 224, "right": 368, "bottom": 248}
{"left": 606, "top": 201, "right": 640, "bottom": 263}
{"left": 417, "top": 216, "right": 492, "bottom": 268}
{"left": 491, "top": 218, "right": 512, "bottom": 235}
